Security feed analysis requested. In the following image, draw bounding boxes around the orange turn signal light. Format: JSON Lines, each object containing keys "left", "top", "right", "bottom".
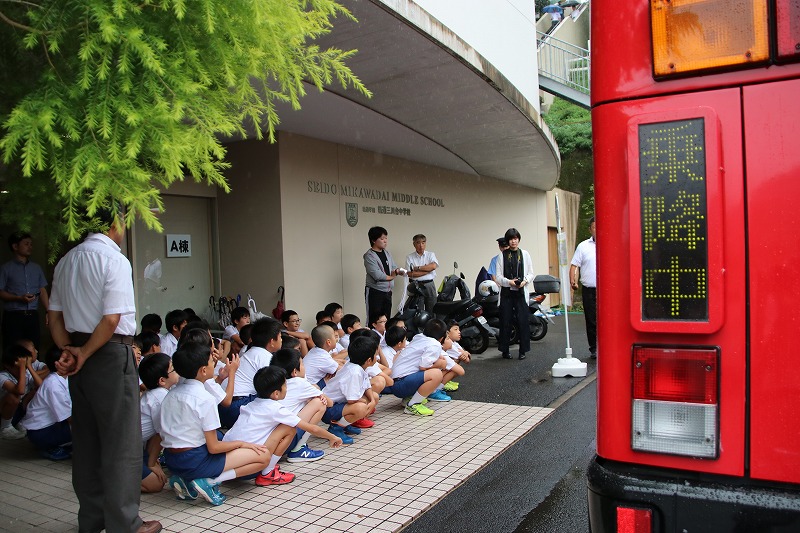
{"left": 651, "top": 0, "right": 769, "bottom": 77}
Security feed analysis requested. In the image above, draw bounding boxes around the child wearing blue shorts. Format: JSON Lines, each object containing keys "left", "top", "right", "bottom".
{"left": 158, "top": 341, "right": 272, "bottom": 506}
{"left": 20, "top": 346, "right": 71, "bottom": 460}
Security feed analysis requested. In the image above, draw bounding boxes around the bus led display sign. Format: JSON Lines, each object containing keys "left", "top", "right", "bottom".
{"left": 638, "top": 118, "right": 709, "bottom": 321}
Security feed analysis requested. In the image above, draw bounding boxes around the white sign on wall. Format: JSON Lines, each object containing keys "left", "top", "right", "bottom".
{"left": 166, "top": 234, "right": 191, "bottom": 257}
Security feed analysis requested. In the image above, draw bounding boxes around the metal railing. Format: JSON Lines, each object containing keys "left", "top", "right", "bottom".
{"left": 537, "top": 31, "right": 590, "bottom": 96}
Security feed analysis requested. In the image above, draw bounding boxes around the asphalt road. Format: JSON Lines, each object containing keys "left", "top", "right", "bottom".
{"left": 402, "top": 312, "right": 597, "bottom": 533}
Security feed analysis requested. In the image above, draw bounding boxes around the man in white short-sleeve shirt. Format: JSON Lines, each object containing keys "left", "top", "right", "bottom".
{"left": 49, "top": 211, "right": 160, "bottom": 533}
{"left": 403, "top": 234, "right": 439, "bottom": 313}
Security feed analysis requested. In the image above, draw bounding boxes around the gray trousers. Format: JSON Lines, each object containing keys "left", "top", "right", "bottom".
{"left": 69, "top": 342, "right": 142, "bottom": 533}
{"left": 418, "top": 280, "right": 438, "bottom": 313}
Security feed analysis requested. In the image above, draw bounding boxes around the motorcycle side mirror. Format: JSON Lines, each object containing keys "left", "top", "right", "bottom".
{"left": 453, "top": 262, "right": 458, "bottom": 269}
{"left": 460, "top": 273, "right": 465, "bottom": 279}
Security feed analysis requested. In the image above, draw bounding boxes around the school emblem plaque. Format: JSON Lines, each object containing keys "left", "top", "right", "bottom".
{"left": 346, "top": 202, "right": 358, "bottom": 227}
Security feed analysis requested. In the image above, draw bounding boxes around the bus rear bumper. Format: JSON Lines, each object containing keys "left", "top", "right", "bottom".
{"left": 587, "top": 456, "right": 800, "bottom": 532}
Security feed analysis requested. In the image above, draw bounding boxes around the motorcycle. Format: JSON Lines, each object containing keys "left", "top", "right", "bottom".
{"left": 398, "top": 263, "right": 494, "bottom": 354}
{"left": 475, "top": 274, "right": 560, "bottom": 345}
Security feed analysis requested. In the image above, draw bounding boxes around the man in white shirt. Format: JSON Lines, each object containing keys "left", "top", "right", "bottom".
{"left": 570, "top": 216, "right": 598, "bottom": 358}
{"left": 49, "top": 207, "right": 161, "bottom": 533}
{"left": 404, "top": 234, "right": 439, "bottom": 313}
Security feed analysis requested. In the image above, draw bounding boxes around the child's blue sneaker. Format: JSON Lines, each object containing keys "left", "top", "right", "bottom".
{"left": 327, "top": 424, "right": 354, "bottom": 445}
{"left": 428, "top": 390, "right": 452, "bottom": 402}
{"left": 40, "top": 446, "right": 71, "bottom": 461}
{"left": 169, "top": 475, "right": 198, "bottom": 501}
{"left": 286, "top": 445, "right": 325, "bottom": 463}
{"left": 190, "top": 478, "right": 226, "bottom": 506}
{"left": 344, "top": 424, "right": 361, "bottom": 435}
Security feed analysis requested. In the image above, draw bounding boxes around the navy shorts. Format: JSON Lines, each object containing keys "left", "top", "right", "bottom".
{"left": 26, "top": 419, "right": 72, "bottom": 451}
{"left": 163, "top": 444, "right": 226, "bottom": 481}
{"left": 317, "top": 378, "right": 327, "bottom": 390}
{"left": 141, "top": 448, "right": 152, "bottom": 480}
{"left": 321, "top": 402, "right": 346, "bottom": 424}
{"left": 218, "top": 394, "right": 256, "bottom": 429}
{"left": 384, "top": 371, "right": 425, "bottom": 398}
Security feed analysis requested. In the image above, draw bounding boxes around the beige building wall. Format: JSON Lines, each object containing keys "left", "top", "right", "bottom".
{"left": 278, "top": 132, "right": 549, "bottom": 323}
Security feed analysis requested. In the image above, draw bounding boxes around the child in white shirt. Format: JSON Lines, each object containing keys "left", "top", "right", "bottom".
{"left": 20, "top": 347, "right": 71, "bottom": 460}
{"left": 385, "top": 319, "right": 448, "bottom": 416}
{"left": 223, "top": 307, "right": 250, "bottom": 355}
{"left": 225, "top": 365, "right": 341, "bottom": 482}
{"left": 382, "top": 326, "right": 407, "bottom": 368}
{"left": 159, "top": 341, "right": 272, "bottom": 506}
{"left": 442, "top": 320, "right": 470, "bottom": 392}
{"left": 139, "top": 352, "right": 180, "bottom": 493}
{"left": 304, "top": 325, "right": 343, "bottom": 387}
{"left": 1, "top": 343, "right": 44, "bottom": 440}
{"left": 321, "top": 336, "right": 382, "bottom": 443}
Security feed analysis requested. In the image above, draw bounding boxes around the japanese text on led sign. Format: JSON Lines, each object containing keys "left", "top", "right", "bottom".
{"left": 639, "top": 119, "right": 708, "bottom": 321}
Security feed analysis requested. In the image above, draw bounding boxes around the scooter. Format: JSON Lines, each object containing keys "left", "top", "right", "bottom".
{"left": 475, "top": 274, "right": 560, "bottom": 344}
{"left": 398, "top": 263, "right": 494, "bottom": 354}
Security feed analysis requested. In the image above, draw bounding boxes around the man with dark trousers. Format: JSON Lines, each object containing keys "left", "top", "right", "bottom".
{"left": 364, "top": 226, "right": 405, "bottom": 324}
{"left": 49, "top": 208, "right": 161, "bottom": 533}
{"left": 495, "top": 228, "right": 534, "bottom": 360}
{"left": 570, "top": 216, "right": 597, "bottom": 358}
{"left": 0, "top": 232, "right": 49, "bottom": 349}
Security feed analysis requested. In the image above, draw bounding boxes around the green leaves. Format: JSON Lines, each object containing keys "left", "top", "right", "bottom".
{"left": 0, "top": 0, "right": 369, "bottom": 244}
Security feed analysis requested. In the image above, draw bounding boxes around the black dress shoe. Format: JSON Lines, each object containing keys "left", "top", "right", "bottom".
{"left": 501, "top": 352, "right": 512, "bottom": 359}
{"left": 518, "top": 352, "right": 527, "bottom": 360}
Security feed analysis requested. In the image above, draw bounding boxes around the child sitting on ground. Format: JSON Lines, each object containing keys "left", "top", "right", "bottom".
{"left": 349, "top": 328, "right": 393, "bottom": 394}
{"left": 139, "top": 352, "right": 179, "bottom": 493}
{"left": 303, "top": 324, "right": 343, "bottom": 388}
{"left": 225, "top": 365, "right": 342, "bottom": 482}
{"left": 370, "top": 313, "right": 389, "bottom": 345}
{"left": 384, "top": 319, "right": 447, "bottom": 416}
{"left": 159, "top": 341, "right": 273, "bottom": 506}
{"left": 20, "top": 346, "right": 71, "bottom": 459}
{"left": 140, "top": 313, "right": 162, "bottom": 335}
{"left": 223, "top": 307, "right": 250, "bottom": 355}
{"left": 281, "top": 310, "right": 313, "bottom": 355}
{"left": 320, "top": 320, "right": 347, "bottom": 360}
{"left": 338, "top": 314, "right": 362, "bottom": 349}
{"left": 160, "top": 309, "right": 189, "bottom": 356}
{"left": 382, "top": 326, "right": 407, "bottom": 368}
{"left": 0, "top": 343, "right": 44, "bottom": 439}
{"left": 321, "top": 336, "right": 383, "bottom": 443}
{"left": 270, "top": 349, "right": 342, "bottom": 462}
{"left": 442, "top": 320, "right": 471, "bottom": 392}
{"left": 15, "top": 339, "right": 49, "bottom": 381}
{"left": 219, "top": 318, "right": 281, "bottom": 428}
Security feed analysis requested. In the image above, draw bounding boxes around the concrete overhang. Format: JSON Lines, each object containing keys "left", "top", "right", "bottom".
{"left": 266, "top": 0, "right": 560, "bottom": 191}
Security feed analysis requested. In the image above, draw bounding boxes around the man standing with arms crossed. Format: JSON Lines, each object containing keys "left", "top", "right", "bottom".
{"left": 570, "top": 216, "right": 597, "bottom": 358}
{"left": 49, "top": 208, "right": 161, "bottom": 533}
{"left": 405, "top": 234, "right": 439, "bottom": 313}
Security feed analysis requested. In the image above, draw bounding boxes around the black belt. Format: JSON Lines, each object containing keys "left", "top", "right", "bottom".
{"left": 417, "top": 280, "right": 433, "bottom": 284}
{"left": 6, "top": 310, "right": 37, "bottom": 316}
{"left": 71, "top": 332, "right": 135, "bottom": 346}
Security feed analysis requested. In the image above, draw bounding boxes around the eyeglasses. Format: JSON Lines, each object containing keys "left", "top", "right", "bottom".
{"left": 376, "top": 319, "right": 387, "bottom": 324}
{"left": 289, "top": 319, "right": 302, "bottom": 324}
{"left": 168, "top": 368, "right": 177, "bottom": 374}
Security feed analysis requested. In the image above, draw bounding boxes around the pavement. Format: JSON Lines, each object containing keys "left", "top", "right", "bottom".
{"left": 0, "top": 313, "right": 595, "bottom": 532}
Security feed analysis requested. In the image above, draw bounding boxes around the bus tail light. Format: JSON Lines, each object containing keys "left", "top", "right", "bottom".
{"left": 617, "top": 507, "right": 652, "bottom": 533}
{"left": 776, "top": 0, "right": 800, "bottom": 60}
{"left": 631, "top": 346, "right": 719, "bottom": 458}
{"left": 651, "top": 0, "right": 769, "bottom": 77}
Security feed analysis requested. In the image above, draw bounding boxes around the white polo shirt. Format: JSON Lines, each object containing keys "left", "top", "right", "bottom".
{"left": 159, "top": 380, "right": 220, "bottom": 449}
{"left": 324, "top": 362, "right": 370, "bottom": 403}
{"left": 571, "top": 237, "right": 597, "bottom": 288}
{"left": 391, "top": 334, "right": 443, "bottom": 380}
{"left": 140, "top": 386, "right": 169, "bottom": 442}
{"left": 49, "top": 233, "right": 136, "bottom": 335}
{"left": 303, "top": 347, "right": 339, "bottom": 385}
{"left": 279, "top": 377, "right": 323, "bottom": 415}
{"left": 159, "top": 333, "right": 178, "bottom": 357}
{"left": 20, "top": 373, "right": 71, "bottom": 431}
{"left": 223, "top": 398, "right": 300, "bottom": 445}
{"left": 233, "top": 346, "right": 272, "bottom": 397}
{"left": 405, "top": 250, "right": 439, "bottom": 282}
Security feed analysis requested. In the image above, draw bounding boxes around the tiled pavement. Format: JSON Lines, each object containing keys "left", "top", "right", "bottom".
{"left": 0, "top": 396, "right": 552, "bottom": 532}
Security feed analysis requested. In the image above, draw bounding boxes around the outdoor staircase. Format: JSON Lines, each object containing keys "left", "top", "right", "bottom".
{"left": 536, "top": 3, "right": 591, "bottom": 109}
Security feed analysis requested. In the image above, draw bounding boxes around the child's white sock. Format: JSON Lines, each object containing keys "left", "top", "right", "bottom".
{"left": 291, "top": 431, "right": 311, "bottom": 452}
{"left": 1, "top": 418, "right": 11, "bottom": 430}
{"left": 210, "top": 470, "right": 236, "bottom": 484}
{"left": 409, "top": 392, "right": 426, "bottom": 406}
{"left": 435, "top": 384, "right": 444, "bottom": 392}
{"left": 261, "top": 454, "right": 281, "bottom": 475}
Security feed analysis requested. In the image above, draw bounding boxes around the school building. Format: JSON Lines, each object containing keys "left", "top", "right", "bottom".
{"left": 2, "top": 0, "right": 580, "bottom": 330}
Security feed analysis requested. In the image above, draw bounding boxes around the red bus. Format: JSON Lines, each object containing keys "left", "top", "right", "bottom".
{"left": 588, "top": 1, "right": 800, "bottom": 531}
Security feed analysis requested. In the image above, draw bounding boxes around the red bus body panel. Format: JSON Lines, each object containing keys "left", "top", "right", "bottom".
{"left": 593, "top": 89, "right": 746, "bottom": 475}
{"left": 745, "top": 78, "right": 800, "bottom": 484}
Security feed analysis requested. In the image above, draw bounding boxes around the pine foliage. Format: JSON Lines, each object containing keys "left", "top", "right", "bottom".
{"left": 0, "top": 0, "right": 370, "bottom": 242}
